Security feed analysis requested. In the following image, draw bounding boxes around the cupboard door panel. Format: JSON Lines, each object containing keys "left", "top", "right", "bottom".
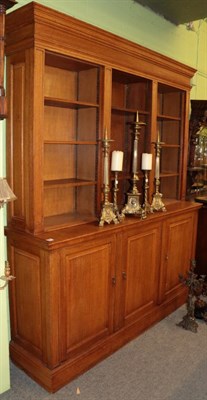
{"left": 11, "top": 247, "right": 42, "bottom": 357}
{"left": 160, "top": 213, "right": 196, "bottom": 302}
{"left": 122, "top": 224, "right": 161, "bottom": 325}
{"left": 61, "top": 236, "right": 115, "bottom": 358}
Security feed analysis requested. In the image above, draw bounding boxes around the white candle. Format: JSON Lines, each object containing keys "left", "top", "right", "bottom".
{"left": 141, "top": 153, "right": 152, "bottom": 170}
{"left": 155, "top": 156, "right": 160, "bottom": 179}
{"left": 136, "top": 110, "right": 139, "bottom": 123}
{"left": 132, "top": 138, "right": 138, "bottom": 174}
{"left": 111, "top": 151, "right": 124, "bottom": 172}
{"left": 104, "top": 157, "right": 109, "bottom": 185}
{"left": 157, "top": 130, "right": 160, "bottom": 143}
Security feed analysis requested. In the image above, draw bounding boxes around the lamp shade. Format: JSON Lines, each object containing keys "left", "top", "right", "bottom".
{"left": 0, "top": 178, "right": 17, "bottom": 208}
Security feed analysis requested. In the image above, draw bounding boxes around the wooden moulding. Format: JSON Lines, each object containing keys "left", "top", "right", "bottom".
{"left": 5, "top": 2, "right": 196, "bottom": 89}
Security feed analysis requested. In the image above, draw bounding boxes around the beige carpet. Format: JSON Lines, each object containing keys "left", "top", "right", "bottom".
{"left": 1, "top": 305, "right": 207, "bottom": 400}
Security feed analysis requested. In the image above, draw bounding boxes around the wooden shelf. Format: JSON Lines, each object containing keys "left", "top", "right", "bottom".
{"left": 44, "top": 212, "right": 96, "bottom": 230}
{"left": 161, "top": 144, "right": 180, "bottom": 148}
{"left": 44, "top": 140, "right": 97, "bottom": 145}
{"left": 157, "top": 114, "right": 181, "bottom": 121}
{"left": 111, "top": 106, "right": 149, "bottom": 115}
{"left": 160, "top": 172, "right": 180, "bottom": 177}
{"left": 44, "top": 97, "right": 99, "bottom": 109}
{"left": 44, "top": 178, "right": 97, "bottom": 188}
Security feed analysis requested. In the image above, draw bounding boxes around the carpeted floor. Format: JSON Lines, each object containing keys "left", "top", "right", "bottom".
{"left": 1, "top": 305, "right": 207, "bottom": 400}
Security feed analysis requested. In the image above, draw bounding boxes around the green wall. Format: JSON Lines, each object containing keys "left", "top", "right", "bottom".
{"left": 0, "top": 0, "right": 206, "bottom": 394}
{"left": 0, "top": 123, "right": 10, "bottom": 394}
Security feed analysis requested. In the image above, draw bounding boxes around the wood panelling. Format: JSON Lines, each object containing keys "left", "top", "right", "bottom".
{"left": 11, "top": 247, "right": 42, "bottom": 357}
{"left": 6, "top": 202, "right": 200, "bottom": 392}
{"left": 159, "top": 212, "right": 197, "bottom": 303}
{"left": 123, "top": 223, "right": 161, "bottom": 325}
{"left": 61, "top": 238, "right": 115, "bottom": 358}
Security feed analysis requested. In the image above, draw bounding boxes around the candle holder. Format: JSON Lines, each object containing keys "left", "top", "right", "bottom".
{"left": 122, "top": 111, "right": 146, "bottom": 219}
{"left": 111, "top": 151, "right": 124, "bottom": 222}
{"left": 99, "top": 135, "right": 119, "bottom": 226}
{"left": 151, "top": 133, "right": 166, "bottom": 212}
{"left": 151, "top": 178, "right": 166, "bottom": 212}
{"left": 0, "top": 261, "right": 15, "bottom": 291}
{"left": 112, "top": 171, "right": 124, "bottom": 222}
{"left": 142, "top": 170, "right": 153, "bottom": 217}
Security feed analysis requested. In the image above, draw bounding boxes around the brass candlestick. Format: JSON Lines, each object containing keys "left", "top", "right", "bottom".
{"left": 0, "top": 261, "right": 15, "bottom": 290}
{"left": 99, "top": 134, "right": 119, "bottom": 226}
{"left": 122, "top": 111, "right": 146, "bottom": 218}
{"left": 142, "top": 170, "right": 153, "bottom": 217}
{"left": 113, "top": 171, "right": 123, "bottom": 222}
{"left": 151, "top": 132, "right": 166, "bottom": 212}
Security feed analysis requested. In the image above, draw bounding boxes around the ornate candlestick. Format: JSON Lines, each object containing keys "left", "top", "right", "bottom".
{"left": 99, "top": 131, "right": 119, "bottom": 226}
{"left": 111, "top": 150, "right": 124, "bottom": 221}
{"left": 0, "top": 260, "right": 15, "bottom": 290}
{"left": 141, "top": 153, "right": 153, "bottom": 217}
{"left": 151, "top": 131, "right": 166, "bottom": 212}
{"left": 122, "top": 111, "right": 146, "bottom": 218}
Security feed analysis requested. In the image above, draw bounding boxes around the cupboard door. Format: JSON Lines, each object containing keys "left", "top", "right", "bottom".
{"left": 9, "top": 247, "right": 43, "bottom": 358}
{"left": 60, "top": 235, "right": 116, "bottom": 360}
{"left": 119, "top": 223, "right": 161, "bottom": 327}
{"left": 159, "top": 212, "right": 197, "bottom": 303}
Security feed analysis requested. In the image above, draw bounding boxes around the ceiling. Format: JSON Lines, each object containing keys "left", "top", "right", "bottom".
{"left": 134, "top": 0, "right": 207, "bottom": 25}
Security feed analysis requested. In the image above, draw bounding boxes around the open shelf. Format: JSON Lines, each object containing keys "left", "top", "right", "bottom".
{"left": 42, "top": 52, "right": 100, "bottom": 227}
{"left": 44, "top": 178, "right": 97, "bottom": 188}
{"left": 44, "top": 212, "right": 96, "bottom": 231}
{"left": 44, "top": 140, "right": 97, "bottom": 145}
{"left": 5, "top": 16, "right": 192, "bottom": 232}
{"left": 112, "top": 106, "right": 150, "bottom": 115}
{"left": 44, "top": 97, "right": 99, "bottom": 109}
{"left": 157, "top": 114, "right": 181, "bottom": 121}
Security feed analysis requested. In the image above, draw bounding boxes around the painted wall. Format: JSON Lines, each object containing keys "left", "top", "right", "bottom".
{"left": 0, "top": 0, "right": 206, "bottom": 394}
{"left": 0, "top": 123, "right": 10, "bottom": 394}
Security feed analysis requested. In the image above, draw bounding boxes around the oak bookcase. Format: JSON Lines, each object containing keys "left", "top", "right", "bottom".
{"left": 5, "top": 2, "right": 200, "bottom": 392}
